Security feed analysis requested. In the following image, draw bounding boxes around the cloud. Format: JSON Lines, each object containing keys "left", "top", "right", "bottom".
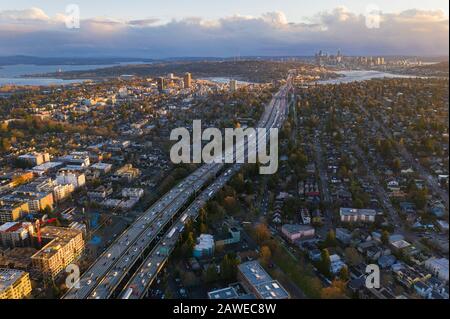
{"left": 0, "top": 7, "right": 448, "bottom": 57}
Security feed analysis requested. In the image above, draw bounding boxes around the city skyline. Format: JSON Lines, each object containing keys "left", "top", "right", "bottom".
{"left": 0, "top": 2, "right": 448, "bottom": 57}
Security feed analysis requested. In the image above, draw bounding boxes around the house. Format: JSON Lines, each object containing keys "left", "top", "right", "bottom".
{"left": 329, "top": 254, "right": 346, "bottom": 274}
{"left": 308, "top": 249, "right": 322, "bottom": 262}
{"left": 429, "top": 203, "right": 445, "bottom": 218}
{"left": 335, "top": 227, "right": 352, "bottom": 244}
{"left": 424, "top": 258, "right": 449, "bottom": 282}
{"left": 414, "top": 281, "right": 433, "bottom": 298}
{"left": 399, "top": 202, "right": 416, "bottom": 214}
{"left": 377, "top": 255, "right": 396, "bottom": 269}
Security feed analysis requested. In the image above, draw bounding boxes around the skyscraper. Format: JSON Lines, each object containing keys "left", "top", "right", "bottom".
{"left": 157, "top": 77, "right": 166, "bottom": 92}
{"left": 184, "top": 72, "right": 192, "bottom": 89}
{"left": 230, "top": 79, "right": 238, "bottom": 92}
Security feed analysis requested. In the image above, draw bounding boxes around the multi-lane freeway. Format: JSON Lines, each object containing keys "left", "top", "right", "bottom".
{"left": 63, "top": 76, "right": 292, "bottom": 299}
{"left": 119, "top": 80, "right": 292, "bottom": 299}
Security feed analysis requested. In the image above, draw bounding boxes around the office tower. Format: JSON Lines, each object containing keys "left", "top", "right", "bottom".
{"left": 184, "top": 72, "right": 192, "bottom": 88}
{"left": 230, "top": 79, "right": 238, "bottom": 92}
{"left": 157, "top": 77, "right": 165, "bottom": 92}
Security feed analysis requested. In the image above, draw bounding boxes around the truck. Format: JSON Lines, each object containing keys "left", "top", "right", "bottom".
{"left": 121, "top": 287, "right": 133, "bottom": 299}
{"left": 167, "top": 227, "right": 177, "bottom": 239}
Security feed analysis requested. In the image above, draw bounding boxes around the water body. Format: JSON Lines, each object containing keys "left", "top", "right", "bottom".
{"left": 0, "top": 62, "right": 145, "bottom": 87}
{"left": 319, "top": 70, "right": 419, "bottom": 84}
{"left": 202, "top": 77, "right": 252, "bottom": 85}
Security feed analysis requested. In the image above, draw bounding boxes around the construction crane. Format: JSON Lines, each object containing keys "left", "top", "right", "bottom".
{"left": 35, "top": 215, "right": 57, "bottom": 245}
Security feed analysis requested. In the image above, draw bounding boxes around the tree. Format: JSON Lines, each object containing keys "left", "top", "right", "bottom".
{"left": 221, "top": 254, "right": 239, "bottom": 281}
{"left": 259, "top": 246, "right": 272, "bottom": 266}
{"left": 205, "top": 263, "right": 219, "bottom": 283}
{"left": 320, "top": 280, "right": 347, "bottom": 299}
{"left": 339, "top": 266, "right": 349, "bottom": 281}
{"left": 319, "top": 249, "right": 331, "bottom": 277}
{"left": 344, "top": 247, "right": 363, "bottom": 266}
{"left": 381, "top": 230, "right": 390, "bottom": 245}
{"left": 254, "top": 223, "right": 270, "bottom": 244}
{"left": 324, "top": 230, "right": 337, "bottom": 247}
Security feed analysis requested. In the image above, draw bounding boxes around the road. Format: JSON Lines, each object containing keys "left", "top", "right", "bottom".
{"left": 64, "top": 75, "right": 293, "bottom": 299}
{"left": 119, "top": 78, "right": 293, "bottom": 299}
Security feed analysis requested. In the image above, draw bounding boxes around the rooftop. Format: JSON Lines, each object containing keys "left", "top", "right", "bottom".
{"left": 0, "top": 268, "right": 26, "bottom": 293}
{"left": 238, "top": 261, "right": 289, "bottom": 299}
{"left": 207, "top": 287, "right": 239, "bottom": 299}
{"left": 31, "top": 226, "right": 82, "bottom": 260}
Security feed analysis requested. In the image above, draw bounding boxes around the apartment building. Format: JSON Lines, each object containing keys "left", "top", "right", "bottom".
{"left": 0, "top": 268, "right": 32, "bottom": 299}
{"left": 31, "top": 226, "right": 84, "bottom": 278}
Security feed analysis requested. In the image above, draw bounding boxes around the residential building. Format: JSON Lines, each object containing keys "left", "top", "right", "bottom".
{"left": 237, "top": 261, "right": 289, "bottom": 299}
{"left": 0, "top": 222, "right": 34, "bottom": 248}
{"left": 0, "top": 200, "right": 29, "bottom": 223}
{"left": 111, "top": 164, "right": 141, "bottom": 182}
{"left": 215, "top": 227, "right": 240, "bottom": 247}
{"left": 56, "top": 170, "right": 86, "bottom": 189}
{"left": 281, "top": 224, "right": 315, "bottom": 242}
{"left": 18, "top": 152, "right": 50, "bottom": 166}
{"left": 330, "top": 254, "right": 346, "bottom": 274}
{"left": 340, "top": 207, "right": 376, "bottom": 223}
{"left": 193, "top": 234, "right": 214, "bottom": 258}
{"left": 0, "top": 268, "right": 32, "bottom": 299}
{"left": 31, "top": 226, "right": 84, "bottom": 278}
{"left": 424, "top": 258, "right": 449, "bottom": 282}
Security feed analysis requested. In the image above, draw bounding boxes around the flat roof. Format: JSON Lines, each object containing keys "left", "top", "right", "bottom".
{"left": 340, "top": 207, "right": 377, "bottom": 216}
{"left": 31, "top": 226, "right": 82, "bottom": 260}
{"left": 238, "top": 261, "right": 289, "bottom": 299}
{"left": 282, "top": 224, "right": 314, "bottom": 234}
{"left": 208, "top": 287, "right": 238, "bottom": 299}
{"left": 0, "top": 268, "right": 27, "bottom": 293}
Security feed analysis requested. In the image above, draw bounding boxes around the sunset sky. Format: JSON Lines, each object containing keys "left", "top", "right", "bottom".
{"left": 0, "top": 0, "right": 448, "bottom": 57}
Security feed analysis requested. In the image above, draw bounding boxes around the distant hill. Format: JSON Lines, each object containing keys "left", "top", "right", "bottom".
{"left": 0, "top": 55, "right": 153, "bottom": 66}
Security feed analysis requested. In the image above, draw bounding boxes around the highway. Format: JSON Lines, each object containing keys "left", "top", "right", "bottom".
{"left": 119, "top": 79, "right": 292, "bottom": 299}
{"left": 63, "top": 164, "right": 220, "bottom": 299}
{"left": 63, "top": 75, "right": 292, "bottom": 299}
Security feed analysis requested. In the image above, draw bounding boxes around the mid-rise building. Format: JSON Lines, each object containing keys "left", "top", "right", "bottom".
{"left": 0, "top": 200, "right": 29, "bottom": 223}
{"left": 237, "top": 261, "right": 289, "bottom": 299}
{"left": 31, "top": 226, "right": 84, "bottom": 278}
{"left": 0, "top": 222, "right": 34, "bottom": 248}
{"left": 18, "top": 152, "right": 50, "bottom": 166}
{"left": 340, "top": 207, "right": 376, "bottom": 223}
{"left": 0, "top": 268, "right": 32, "bottom": 299}
{"left": 111, "top": 164, "right": 141, "bottom": 182}
{"left": 56, "top": 170, "right": 86, "bottom": 189}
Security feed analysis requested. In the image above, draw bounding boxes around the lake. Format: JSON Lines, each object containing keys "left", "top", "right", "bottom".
{"left": 318, "top": 70, "right": 420, "bottom": 84}
{"left": 0, "top": 62, "right": 145, "bottom": 87}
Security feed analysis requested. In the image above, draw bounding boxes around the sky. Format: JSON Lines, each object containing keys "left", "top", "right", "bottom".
{"left": 0, "top": 0, "right": 448, "bottom": 57}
